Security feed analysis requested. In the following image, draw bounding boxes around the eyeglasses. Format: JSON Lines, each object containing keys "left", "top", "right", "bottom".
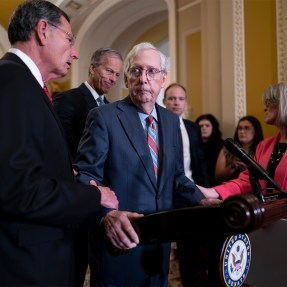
{"left": 129, "top": 67, "right": 162, "bottom": 81}
{"left": 48, "top": 23, "right": 76, "bottom": 46}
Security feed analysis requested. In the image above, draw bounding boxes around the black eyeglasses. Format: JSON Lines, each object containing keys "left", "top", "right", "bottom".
{"left": 129, "top": 67, "right": 162, "bottom": 81}
{"left": 48, "top": 23, "right": 76, "bottom": 46}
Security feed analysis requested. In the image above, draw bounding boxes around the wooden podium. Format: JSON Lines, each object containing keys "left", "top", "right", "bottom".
{"left": 131, "top": 193, "right": 287, "bottom": 286}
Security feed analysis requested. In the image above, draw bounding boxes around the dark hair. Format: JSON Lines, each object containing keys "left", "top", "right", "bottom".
{"left": 234, "top": 115, "right": 264, "bottom": 154}
{"left": 8, "top": 0, "right": 69, "bottom": 45}
{"left": 195, "top": 113, "right": 222, "bottom": 142}
{"left": 164, "top": 83, "right": 186, "bottom": 99}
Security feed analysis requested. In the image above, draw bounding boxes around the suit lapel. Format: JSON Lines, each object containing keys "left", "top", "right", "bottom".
{"left": 79, "top": 83, "right": 98, "bottom": 109}
{"left": 156, "top": 105, "right": 170, "bottom": 193}
{"left": 117, "top": 97, "right": 157, "bottom": 189}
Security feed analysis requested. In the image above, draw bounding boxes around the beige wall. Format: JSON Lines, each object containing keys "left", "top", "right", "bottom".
{"left": 245, "top": 0, "right": 278, "bottom": 137}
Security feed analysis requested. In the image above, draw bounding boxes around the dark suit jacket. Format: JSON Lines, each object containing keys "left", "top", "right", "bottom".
{"left": 183, "top": 119, "right": 209, "bottom": 186}
{"left": 0, "top": 52, "right": 102, "bottom": 285}
{"left": 74, "top": 96, "right": 204, "bottom": 285}
{"left": 53, "top": 83, "right": 109, "bottom": 159}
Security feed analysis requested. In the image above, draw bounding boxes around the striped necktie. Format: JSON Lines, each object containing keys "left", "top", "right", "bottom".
{"left": 43, "top": 84, "right": 53, "bottom": 104}
{"left": 147, "top": 115, "right": 159, "bottom": 177}
{"left": 97, "top": 96, "right": 105, "bottom": 106}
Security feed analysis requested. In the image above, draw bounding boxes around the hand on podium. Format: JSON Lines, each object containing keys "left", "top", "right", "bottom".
{"left": 197, "top": 185, "right": 220, "bottom": 199}
{"left": 102, "top": 210, "right": 144, "bottom": 255}
{"left": 199, "top": 197, "right": 222, "bottom": 207}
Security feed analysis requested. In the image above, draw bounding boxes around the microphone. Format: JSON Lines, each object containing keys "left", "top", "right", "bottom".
{"left": 223, "top": 138, "right": 283, "bottom": 193}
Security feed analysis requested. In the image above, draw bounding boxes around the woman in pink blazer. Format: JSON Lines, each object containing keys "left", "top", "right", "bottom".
{"left": 199, "top": 82, "right": 287, "bottom": 200}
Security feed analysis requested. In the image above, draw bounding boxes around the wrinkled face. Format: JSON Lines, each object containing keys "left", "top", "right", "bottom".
{"left": 163, "top": 86, "right": 187, "bottom": 116}
{"left": 198, "top": 119, "right": 213, "bottom": 140}
{"left": 46, "top": 16, "right": 79, "bottom": 80}
{"left": 89, "top": 55, "right": 123, "bottom": 95}
{"left": 264, "top": 104, "right": 278, "bottom": 125}
{"left": 237, "top": 120, "right": 255, "bottom": 146}
{"left": 124, "top": 49, "right": 167, "bottom": 111}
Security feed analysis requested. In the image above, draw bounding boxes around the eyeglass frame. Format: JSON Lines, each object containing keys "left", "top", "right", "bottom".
{"left": 48, "top": 22, "right": 76, "bottom": 46}
{"left": 128, "top": 66, "right": 163, "bottom": 81}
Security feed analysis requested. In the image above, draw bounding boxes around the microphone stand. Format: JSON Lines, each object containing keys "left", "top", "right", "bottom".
{"left": 249, "top": 172, "right": 265, "bottom": 203}
{"left": 249, "top": 169, "right": 287, "bottom": 203}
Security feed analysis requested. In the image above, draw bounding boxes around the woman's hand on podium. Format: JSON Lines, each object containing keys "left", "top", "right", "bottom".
{"left": 197, "top": 184, "right": 220, "bottom": 198}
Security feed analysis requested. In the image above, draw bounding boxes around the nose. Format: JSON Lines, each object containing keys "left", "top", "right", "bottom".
{"left": 110, "top": 73, "right": 118, "bottom": 83}
{"left": 139, "top": 70, "right": 148, "bottom": 82}
{"left": 71, "top": 46, "right": 79, "bottom": 60}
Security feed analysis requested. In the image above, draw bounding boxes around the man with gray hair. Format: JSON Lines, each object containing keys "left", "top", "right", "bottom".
{"left": 74, "top": 42, "right": 218, "bottom": 287}
{"left": 53, "top": 47, "right": 123, "bottom": 159}
{"left": 0, "top": 0, "right": 118, "bottom": 285}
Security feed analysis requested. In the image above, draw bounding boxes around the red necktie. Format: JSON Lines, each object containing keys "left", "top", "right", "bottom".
{"left": 43, "top": 84, "right": 53, "bottom": 104}
{"left": 147, "top": 115, "right": 159, "bottom": 177}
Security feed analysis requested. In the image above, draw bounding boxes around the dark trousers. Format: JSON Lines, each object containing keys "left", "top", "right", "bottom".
{"left": 177, "top": 236, "right": 208, "bottom": 287}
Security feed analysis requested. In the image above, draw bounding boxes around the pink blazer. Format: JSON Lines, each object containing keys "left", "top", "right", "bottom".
{"left": 215, "top": 134, "right": 287, "bottom": 200}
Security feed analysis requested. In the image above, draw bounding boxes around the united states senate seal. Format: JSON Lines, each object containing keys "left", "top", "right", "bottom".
{"left": 222, "top": 233, "right": 251, "bottom": 287}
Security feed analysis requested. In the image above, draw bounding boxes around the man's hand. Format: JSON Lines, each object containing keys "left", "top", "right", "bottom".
{"left": 89, "top": 180, "right": 118, "bottom": 209}
{"left": 199, "top": 198, "right": 222, "bottom": 206}
{"left": 103, "top": 210, "right": 144, "bottom": 250}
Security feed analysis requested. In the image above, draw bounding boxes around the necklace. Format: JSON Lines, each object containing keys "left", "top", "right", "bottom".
{"left": 270, "top": 142, "right": 287, "bottom": 164}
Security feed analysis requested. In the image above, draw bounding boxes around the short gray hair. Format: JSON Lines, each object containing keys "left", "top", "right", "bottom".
{"left": 123, "top": 42, "right": 168, "bottom": 75}
{"left": 89, "top": 47, "right": 123, "bottom": 75}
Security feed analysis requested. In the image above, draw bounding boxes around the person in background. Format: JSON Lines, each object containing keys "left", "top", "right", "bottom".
{"left": 163, "top": 83, "right": 208, "bottom": 287}
{"left": 199, "top": 82, "right": 287, "bottom": 201}
{"left": 74, "top": 42, "right": 219, "bottom": 287}
{"left": 196, "top": 114, "right": 224, "bottom": 187}
{"left": 163, "top": 83, "right": 208, "bottom": 186}
{"left": 53, "top": 47, "right": 123, "bottom": 160}
{"left": 0, "top": 0, "right": 118, "bottom": 286}
{"left": 215, "top": 115, "right": 264, "bottom": 183}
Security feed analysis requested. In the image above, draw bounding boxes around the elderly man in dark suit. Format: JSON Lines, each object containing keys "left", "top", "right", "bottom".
{"left": 74, "top": 42, "right": 218, "bottom": 287}
{"left": 0, "top": 0, "right": 118, "bottom": 285}
{"left": 53, "top": 48, "right": 123, "bottom": 160}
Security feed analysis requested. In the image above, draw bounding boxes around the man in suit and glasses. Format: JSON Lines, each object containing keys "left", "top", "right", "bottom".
{"left": 0, "top": 0, "right": 118, "bottom": 285}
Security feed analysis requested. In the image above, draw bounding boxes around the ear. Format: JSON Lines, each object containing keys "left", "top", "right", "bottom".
{"left": 35, "top": 19, "right": 50, "bottom": 46}
{"left": 161, "top": 73, "right": 167, "bottom": 88}
{"left": 124, "top": 74, "right": 128, "bottom": 88}
{"left": 89, "top": 64, "right": 95, "bottom": 75}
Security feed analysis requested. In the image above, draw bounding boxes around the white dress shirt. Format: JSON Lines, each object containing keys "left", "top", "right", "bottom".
{"left": 179, "top": 117, "right": 193, "bottom": 181}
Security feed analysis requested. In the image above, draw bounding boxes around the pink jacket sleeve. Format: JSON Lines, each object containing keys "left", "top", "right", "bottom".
{"left": 214, "top": 134, "right": 287, "bottom": 200}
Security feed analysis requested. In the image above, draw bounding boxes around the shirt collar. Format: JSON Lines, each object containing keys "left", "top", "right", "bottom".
{"left": 84, "top": 81, "right": 103, "bottom": 101}
{"left": 138, "top": 107, "right": 158, "bottom": 123}
{"left": 9, "top": 48, "right": 44, "bottom": 87}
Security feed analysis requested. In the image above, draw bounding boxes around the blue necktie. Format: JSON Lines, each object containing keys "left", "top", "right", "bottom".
{"left": 147, "top": 115, "right": 159, "bottom": 177}
{"left": 97, "top": 96, "right": 105, "bottom": 106}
